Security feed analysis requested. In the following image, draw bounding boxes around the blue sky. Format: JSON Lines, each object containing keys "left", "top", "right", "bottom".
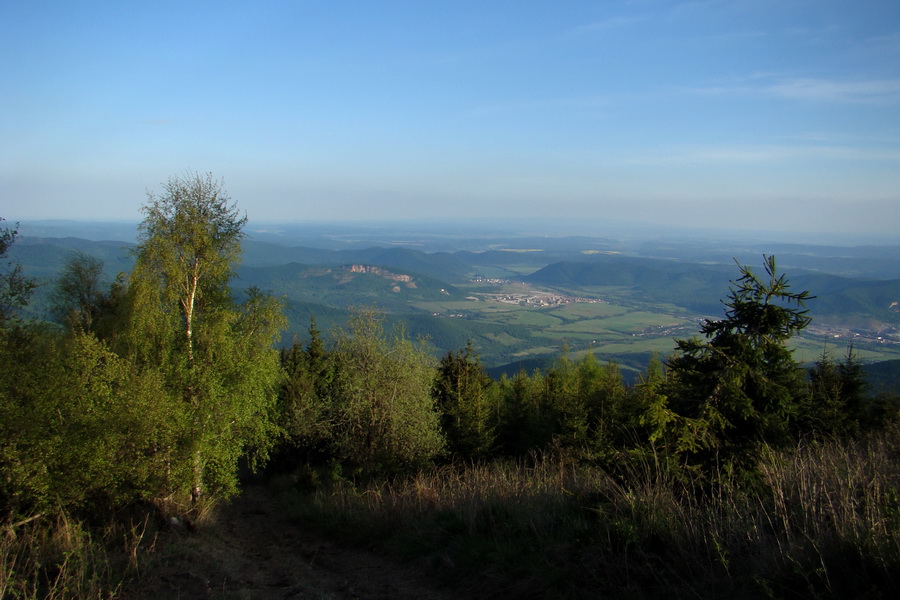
{"left": 2, "top": 0, "right": 899, "bottom": 237}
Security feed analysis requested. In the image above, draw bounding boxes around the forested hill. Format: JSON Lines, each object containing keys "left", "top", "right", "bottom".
{"left": 524, "top": 257, "right": 735, "bottom": 314}
{"left": 17, "top": 235, "right": 900, "bottom": 322}
{"left": 527, "top": 258, "right": 900, "bottom": 321}
{"left": 6, "top": 236, "right": 135, "bottom": 279}
{"left": 242, "top": 240, "right": 472, "bottom": 282}
{"left": 9, "top": 229, "right": 900, "bottom": 376}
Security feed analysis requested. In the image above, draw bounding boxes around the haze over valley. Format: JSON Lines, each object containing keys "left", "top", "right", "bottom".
{"left": 12, "top": 219, "right": 900, "bottom": 384}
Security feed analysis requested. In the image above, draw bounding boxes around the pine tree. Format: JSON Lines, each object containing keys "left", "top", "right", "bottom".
{"left": 279, "top": 317, "right": 335, "bottom": 449}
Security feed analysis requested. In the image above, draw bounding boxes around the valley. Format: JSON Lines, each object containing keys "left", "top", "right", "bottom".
{"left": 10, "top": 220, "right": 900, "bottom": 381}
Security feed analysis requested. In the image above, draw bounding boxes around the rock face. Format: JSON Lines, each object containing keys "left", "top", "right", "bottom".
{"left": 346, "top": 265, "right": 413, "bottom": 283}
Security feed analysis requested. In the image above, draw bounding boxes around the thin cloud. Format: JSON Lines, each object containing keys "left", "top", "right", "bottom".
{"left": 683, "top": 75, "right": 900, "bottom": 105}
{"left": 770, "top": 78, "right": 900, "bottom": 104}
{"left": 616, "top": 143, "right": 900, "bottom": 166}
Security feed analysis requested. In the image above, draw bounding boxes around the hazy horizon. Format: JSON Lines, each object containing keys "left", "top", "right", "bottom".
{"left": 2, "top": 1, "right": 899, "bottom": 237}
{"left": 10, "top": 215, "right": 898, "bottom": 248}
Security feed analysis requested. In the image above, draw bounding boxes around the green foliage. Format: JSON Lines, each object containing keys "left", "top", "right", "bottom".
{"left": 129, "top": 172, "right": 246, "bottom": 364}
{"left": 275, "top": 311, "right": 445, "bottom": 477}
{"left": 632, "top": 353, "right": 667, "bottom": 427}
{"left": 657, "top": 256, "right": 813, "bottom": 475}
{"left": 329, "top": 309, "right": 444, "bottom": 476}
{"left": 495, "top": 368, "right": 547, "bottom": 454}
{"left": 0, "top": 328, "right": 180, "bottom": 515}
{"left": 49, "top": 251, "right": 128, "bottom": 339}
{"left": 278, "top": 318, "right": 336, "bottom": 450}
{"left": 432, "top": 342, "right": 499, "bottom": 460}
{"left": 124, "top": 173, "right": 284, "bottom": 502}
{"left": 575, "top": 354, "right": 628, "bottom": 451}
{"left": 0, "top": 218, "right": 36, "bottom": 324}
{"left": 797, "top": 348, "right": 867, "bottom": 438}
{"left": 493, "top": 352, "right": 629, "bottom": 456}
{"left": 50, "top": 251, "right": 105, "bottom": 330}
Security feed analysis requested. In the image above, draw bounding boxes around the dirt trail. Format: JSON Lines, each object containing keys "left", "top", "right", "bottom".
{"left": 128, "top": 485, "right": 456, "bottom": 600}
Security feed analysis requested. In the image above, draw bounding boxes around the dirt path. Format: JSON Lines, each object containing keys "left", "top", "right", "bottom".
{"left": 128, "top": 485, "right": 456, "bottom": 600}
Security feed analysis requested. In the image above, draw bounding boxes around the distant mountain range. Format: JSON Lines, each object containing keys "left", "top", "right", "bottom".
{"left": 7, "top": 224, "right": 900, "bottom": 386}
{"left": 13, "top": 232, "right": 900, "bottom": 325}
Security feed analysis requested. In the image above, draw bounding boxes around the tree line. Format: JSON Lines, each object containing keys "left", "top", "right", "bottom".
{"left": 2, "top": 174, "right": 898, "bottom": 523}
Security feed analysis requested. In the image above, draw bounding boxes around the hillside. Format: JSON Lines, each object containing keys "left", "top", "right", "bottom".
{"left": 9, "top": 226, "right": 900, "bottom": 378}
{"left": 527, "top": 258, "right": 900, "bottom": 324}
{"left": 242, "top": 241, "right": 472, "bottom": 283}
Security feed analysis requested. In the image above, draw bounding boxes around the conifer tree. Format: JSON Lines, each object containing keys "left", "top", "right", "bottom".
{"left": 279, "top": 317, "right": 335, "bottom": 449}
{"left": 432, "top": 341, "right": 498, "bottom": 460}
{"left": 657, "top": 256, "right": 813, "bottom": 475}
{"left": 800, "top": 347, "right": 867, "bottom": 438}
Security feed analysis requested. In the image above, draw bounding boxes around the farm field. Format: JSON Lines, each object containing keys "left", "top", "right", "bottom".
{"left": 408, "top": 277, "right": 900, "bottom": 375}
{"left": 410, "top": 283, "right": 708, "bottom": 372}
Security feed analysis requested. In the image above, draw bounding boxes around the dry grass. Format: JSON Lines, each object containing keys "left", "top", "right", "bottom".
{"left": 285, "top": 432, "right": 900, "bottom": 598}
{"left": 1, "top": 511, "right": 155, "bottom": 600}
{"left": 8, "top": 433, "right": 897, "bottom": 598}
{"left": 0, "top": 495, "right": 218, "bottom": 600}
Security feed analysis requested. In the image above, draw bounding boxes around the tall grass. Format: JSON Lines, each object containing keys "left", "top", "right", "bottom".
{"left": 757, "top": 431, "right": 900, "bottom": 596}
{"left": 285, "top": 431, "right": 900, "bottom": 598}
{"left": 1, "top": 510, "right": 155, "bottom": 599}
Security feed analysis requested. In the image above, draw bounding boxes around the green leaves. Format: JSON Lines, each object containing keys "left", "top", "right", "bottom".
{"left": 0, "top": 330, "right": 179, "bottom": 514}
{"left": 125, "top": 173, "right": 283, "bottom": 502}
{"left": 330, "top": 310, "right": 444, "bottom": 475}
{"left": 433, "top": 342, "right": 499, "bottom": 460}
{"left": 0, "top": 218, "right": 35, "bottom": 324}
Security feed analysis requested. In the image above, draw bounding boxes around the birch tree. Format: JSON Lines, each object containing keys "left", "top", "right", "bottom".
{"left": 128, "top": 173, "right": 284, "bottom": 502}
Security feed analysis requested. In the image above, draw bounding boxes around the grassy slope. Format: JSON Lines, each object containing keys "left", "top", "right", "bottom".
{"left": 283, "top": 431, "right": 900, "bottom": 599}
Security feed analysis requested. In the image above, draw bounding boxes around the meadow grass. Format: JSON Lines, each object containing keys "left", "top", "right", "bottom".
{"left": 1, "top": 512, "right": 153, "bottom": 600}
{"left": 282, "top": 431, "right": 900, "bottom": 599}
{"left": 0, "top": 495, "right": 218, "bottom": 599}
{"left": 548, "top": 313, "right": 683, "bottom": 335}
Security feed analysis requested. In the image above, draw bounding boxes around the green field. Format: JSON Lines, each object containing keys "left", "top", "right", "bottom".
{"left": 549, "top": 311, "right": 683, "bottom": 334}
{"left": 413, "top": 283, "right": 900, "bottom": 375}
{"left": 548, "top": 302, "right": 631, "bottom": 319}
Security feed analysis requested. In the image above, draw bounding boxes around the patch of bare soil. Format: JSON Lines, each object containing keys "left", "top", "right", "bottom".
{"left": 126, "top": 486, "right": 455, "bottom": 600}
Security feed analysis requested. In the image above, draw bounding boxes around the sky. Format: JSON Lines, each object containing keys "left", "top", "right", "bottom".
{"left": 2, "top": 0, "right": 900, "bottom": 237}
